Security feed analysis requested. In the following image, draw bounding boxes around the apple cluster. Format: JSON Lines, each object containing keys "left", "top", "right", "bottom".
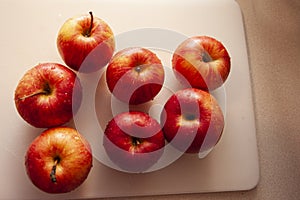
{"left": 13, "top": 11, "right": 116, "bottom": 193}
{"left": 102, "top": 35, "right": 230, "bottom": 173}
{"left": 162, "top": 35, "right": 231, "bottom": 154}
{"left": 14, "top": 11, "right": 231, "bottom": 192}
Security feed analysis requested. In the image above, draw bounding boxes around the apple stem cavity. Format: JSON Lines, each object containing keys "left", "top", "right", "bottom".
{"left": 50, "top": 157, "right": 60, "bottom": 183}
{"left": 43, "top": 82, "right": 52, "bottom": 94}
{"left": 16, "top": 84, "right": 52, "bottom": 101}
{"left": 84, "top": 11, "right": 94, "bottom": 37}
{"left": 132, "top": 137, "right": 142, "bottom": 146}
{"left": 135, "top": 66, "right": 142, "bottom": 73}
{"left": 184, "top": 113, "right": 196, "bottom": 121}
{"left": 202, "top": 51, "right": 213, "bottom": 63}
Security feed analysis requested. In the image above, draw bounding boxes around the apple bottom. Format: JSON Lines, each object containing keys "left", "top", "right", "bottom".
{"left": 110, "top": 81, "right": 163, "bottom": 105}
{"left": 72, "top": 40, "right": 114, "bottom": 73}
{"left": 163, "top": 122, "right": 223, "bottom": 154}
{"left": 161, "top": 88, "right": 224, "bottom": 154}
{"left": 103, "top": 137, "right": 164, "bottom": 173}
{"left": 25, "top": 127, "right": 93, "bottom": 193}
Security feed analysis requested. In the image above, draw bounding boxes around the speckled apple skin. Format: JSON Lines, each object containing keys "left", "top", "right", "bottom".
{"left": 14, "top": 63, "right": 82, "bottom": 128}
{"left": 106, "top": 47, "right": 164, "bottom": 105}
{"left": 172, "top": 36, "right": 231, "bottom": 91}
{"left": 160, "top": 88, "right": 224, "bottom": 154}
{"left": 103, "top": 111, "right": 165, "bottom": 173}
{"left": 57, "top": 13, "right": 115, "bottom": 73}
{"left": 25, "top": 127, "right": 93, "bottom": 193}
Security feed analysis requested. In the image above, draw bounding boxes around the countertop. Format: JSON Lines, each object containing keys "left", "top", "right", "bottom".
{"left": 101, "top": 0, "right": 300, "bottom": 199}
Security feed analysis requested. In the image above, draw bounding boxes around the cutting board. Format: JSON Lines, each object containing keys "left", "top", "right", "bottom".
{"left": 0, "top": 0, "right": 259, "bottom": 199}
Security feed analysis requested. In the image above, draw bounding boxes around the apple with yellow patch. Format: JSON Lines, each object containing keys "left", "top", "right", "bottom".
{"left": 25, "top": 127, "right": 93, "bottom": 193}
{"left": 57, "top": 12, "right": 115, "bottom": 73}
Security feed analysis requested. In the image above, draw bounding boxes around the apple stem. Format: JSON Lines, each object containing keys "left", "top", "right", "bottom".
{"left": 16, "top": 82, "right": 52, "bottom": 101}
{"left": 50, "top": 159, "right": 59, "bottom": 183}
{"left": 16, "top": 90, "right": 49, "bottom": 101}
{"left": 86, "top": 11, "right": 94, "bottom": 37}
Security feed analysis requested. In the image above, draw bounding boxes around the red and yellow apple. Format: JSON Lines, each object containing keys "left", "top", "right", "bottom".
{"left": 172, "top": 36, "right": 231, "bottom": 91}
{"left": 106, "top": 47, "right": 165, "bottom": 105}
{"left": 25, "top": 127, "right": 93, "bottom": 193}
{"left": 14, "top": 62, "right": 82, "bottom": 128}
{"left": 57, "top": 12, "right": 115, "bottom": 73}
{"left": 160, "top": 88, "right": 224, "bottom": 154}
{"left": 103, "top": 111, "right": 165, "bottom": 173}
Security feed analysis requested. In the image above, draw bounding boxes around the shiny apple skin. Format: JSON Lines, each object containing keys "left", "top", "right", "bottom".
{"left": 160, "top": 88, "right": 224, "bottom": 154}
{"left": 103, "top": 111, "right": 165, "bottom": 173}
{"left": 172, "top": 36, "right": 231, "bottom": 91}
{"left": 57, "top": 12, "right": 115, "bottom": 73}
{"left": 14, "top": 63, "right": 82, "bottom": 128}
{"left": 106, "top": 47, "right": 164, "bottom": 105}
{"left": 25, "top": 127, "right": 93, "bottom": 193}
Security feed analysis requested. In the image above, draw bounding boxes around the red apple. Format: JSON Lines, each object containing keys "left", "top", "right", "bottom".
{"left": 103, "top": 111, "right": 165, "bottom": 173}
{"left": 172, "top": 36, "right": 231, "bottom": 91}
{"left": 106, "top": 47, "right": 164, "bottom": 105}
{"left": 160, "top": 88, "right": 224, "bottom": 154}
{"left": 57, "top": 12, "right": 115, "bottom": 73}
{"left": 25, "top": 127, "right": 93, "bottom": 193}
{"left": 14, "top": 62, "right": 82, "bottom": 128}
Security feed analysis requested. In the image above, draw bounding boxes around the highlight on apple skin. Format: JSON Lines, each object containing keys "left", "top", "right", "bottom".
{"left": 25, "top": 127, "right": 93, "bottom": 194}
{"left": 57, "top": 12, "right": 115, "bottom": 73}
{"left": 106, "top": 47, "right": 165, "bottom": 105}
{"left": 160, "top": 88, "right": 224, "bottom": 154}
{"left": 172, "top": 35, "right": 231, "bottom": 91}
{"left": 14, "top": 62, "right": 82, "bottom": 128}
{"left": 103, "top": 111, "right": 165, "bottom": 173}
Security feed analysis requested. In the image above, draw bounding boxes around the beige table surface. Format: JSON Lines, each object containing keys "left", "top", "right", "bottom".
{"left": 99, "top": 0, "right": 300, "bottom": 199}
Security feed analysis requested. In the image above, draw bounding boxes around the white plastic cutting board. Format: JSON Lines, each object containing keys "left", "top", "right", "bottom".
{"left": 0, "top": 0, "right": 259, "bottom": 199}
